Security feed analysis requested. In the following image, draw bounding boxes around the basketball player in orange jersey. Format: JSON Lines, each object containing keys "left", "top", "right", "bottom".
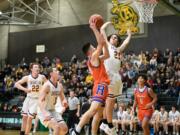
{"left": 71, "top": 19, "right": 110, "bottom": 135}
{"left": 133, "top": 74, "right": 157, "bottom": 135}
{"left": 15, "top": 63, "right": 46, "bottom": 135}
{"left": 100, "top": 21, "right": 132, "bottom": 135}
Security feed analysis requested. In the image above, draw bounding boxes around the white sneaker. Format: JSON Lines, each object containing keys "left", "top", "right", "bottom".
{"left": 176, "top": 133, "right": 179, "bottom": 135}
{"left": 100, "top": 123, "right": 111, "bottom": 135}
{"left": 49, "top": 128, "right": 53, "bottom": 135}
{"left": 100, "top": 123, "right": 117, "bottom": 135}
{"left": 33, "top": 129, "right": 36, "bottom": 133}
{"left": 109, "top": 127, "right": 117, "bottom": 135}
{"left": 71, "top": 129, "right": 80, "bottom": 135}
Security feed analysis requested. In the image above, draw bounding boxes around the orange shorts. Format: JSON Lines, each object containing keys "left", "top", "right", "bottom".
{"left": 138, "top": 109, "right": 153, "bottom": 122}
{"left": 92, "top": 83, "right": 108, "bottom": 104}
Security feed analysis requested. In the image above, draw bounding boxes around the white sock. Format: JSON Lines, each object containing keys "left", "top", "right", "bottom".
{"left": 75, "top": 125, "right": 82, "bottom": 133}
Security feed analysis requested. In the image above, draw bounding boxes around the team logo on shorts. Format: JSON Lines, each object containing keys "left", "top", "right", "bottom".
{"left": 96, "top": 84, "right": 105, "bottom": 96}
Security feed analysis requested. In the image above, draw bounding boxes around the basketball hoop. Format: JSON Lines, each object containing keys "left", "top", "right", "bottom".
{"left": 133, "top": 0, "right": 158, "bottom": 23}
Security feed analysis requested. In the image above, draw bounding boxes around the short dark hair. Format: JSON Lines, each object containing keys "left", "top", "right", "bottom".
{"left": 138, "top": 73, "right": 147, "bottom": 81}
{"left": 46, "top": 67, "right": 55, "bottom": 79}
{"left": 82, "top": 42, "right": 91, "bottom": 55}
{"left": 160, "top": 105, "right": 165, "bottom": 109}
{"left": 107, "top": 34, "right": 122, "bottom": 47}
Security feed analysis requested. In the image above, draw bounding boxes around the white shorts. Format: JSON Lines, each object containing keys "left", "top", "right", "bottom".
{"left": 21, "top": 96, "right": 38, "bottom": 118}
{"left": 37, "top": 110, "right": 64, "bottom": 128}
{"left": 108, "top": 72, "right": 123, "bottom": 97}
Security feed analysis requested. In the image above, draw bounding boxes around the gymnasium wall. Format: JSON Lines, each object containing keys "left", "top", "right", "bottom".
{"left": 129, "top": 15, "right": 180, "bottom": 53}
{"left": 8, "top": 15, "right": 180, "bottom": 64}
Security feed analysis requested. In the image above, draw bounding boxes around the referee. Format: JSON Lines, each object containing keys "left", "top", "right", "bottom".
{"left": 67, "top": 90, "right": 80, "bottom": 129}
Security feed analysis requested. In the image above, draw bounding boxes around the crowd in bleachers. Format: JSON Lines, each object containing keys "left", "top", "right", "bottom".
{"left": 0, "top": 48, "right": 179, "bottom": 113}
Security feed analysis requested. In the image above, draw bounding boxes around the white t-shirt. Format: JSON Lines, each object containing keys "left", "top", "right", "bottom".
{"left": 159, "top": 111, "right": 168, "bottom": 121}
{"left": 168, "top": 110, "right": 179, "bottom": 121}
{"left": 117, "top": 110, "right": 126, "bottom": 120}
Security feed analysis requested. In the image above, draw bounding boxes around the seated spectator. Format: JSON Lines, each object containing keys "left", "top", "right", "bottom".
{"left": 121, "top": 106, "right": 135, "bottom": 135}
{"left": 149, "top": 109, "right": 159, "bottom": 135}
{"left": 156, "top": 106, "right": 168, "bottom": 134}
{"left": 112, "top": 103, "right": 119, "bottom": 133}
{"left": 165, "top": 106, "right": 179, "bottom": 135}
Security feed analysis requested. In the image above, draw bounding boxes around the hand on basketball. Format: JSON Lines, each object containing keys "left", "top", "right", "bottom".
{"left": 89, "top": 21, "right": 97, "bottom": 30}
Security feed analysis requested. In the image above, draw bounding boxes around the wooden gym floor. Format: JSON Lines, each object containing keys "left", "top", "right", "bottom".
{"left": 0, "top": 130, "right": 49, "bottom": 135}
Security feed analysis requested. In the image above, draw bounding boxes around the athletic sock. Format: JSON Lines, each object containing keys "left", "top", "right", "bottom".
{"left": 75, "top": 125, "right": 82, "bottom": 133}
{"left": 102, "top": 119, "right": 108, "bottom": 124}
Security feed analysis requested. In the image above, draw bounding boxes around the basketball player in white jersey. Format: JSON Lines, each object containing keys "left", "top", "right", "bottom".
{"left": 15, "top": 63, "right": 46, "bottom": 135}
{"left": 38, "top": 67, "right": 68, "bottom": 135}
{"left": 100, "top": 21, "right": 132, "bottom": 134}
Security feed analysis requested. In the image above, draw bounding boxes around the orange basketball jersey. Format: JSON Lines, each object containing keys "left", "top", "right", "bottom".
{"left": 87, "top": 59, "right": 110, "bottom": 103}
{"left": 134, "top": 86, "right": 153, "bottom": 110}
{"left": 87, "top": 59, "right": 110, "bottom": 85}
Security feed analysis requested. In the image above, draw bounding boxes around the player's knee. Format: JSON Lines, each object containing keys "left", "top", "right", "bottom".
{"left": 142, "top": 122, "right": 148, "bottom": 129}
{"left": 60, "top": 124, "right": 68, "bottom": 134}
{"left": 89, "top": 108, "right": 98, "bottom": 116}
{"left": 54, "top": 124, "right": 61, "bottom": 132}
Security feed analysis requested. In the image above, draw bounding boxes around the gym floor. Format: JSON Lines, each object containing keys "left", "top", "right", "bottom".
{"left": 0, "top": 130, "right": 49, "bottom": 135}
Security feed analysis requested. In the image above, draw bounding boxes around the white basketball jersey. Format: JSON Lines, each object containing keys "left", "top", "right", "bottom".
{"left": 159, "top": 111, "right": 167, "bottom": 121}
{"left": 45, "top": 80, "right": 61, "bottom": 111}
{"left": 27, "top": 74, "right": 44, "bottom": 98}
{"left": 104, "top": 43, "right": 121, "bottom": 73}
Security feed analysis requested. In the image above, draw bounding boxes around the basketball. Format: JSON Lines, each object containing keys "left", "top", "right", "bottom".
{"left": 89, "top": 14, "right": 104, "bottom": 29}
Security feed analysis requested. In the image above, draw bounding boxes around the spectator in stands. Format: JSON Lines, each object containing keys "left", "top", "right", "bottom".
{"left": 156, "top": 106, "right": 168, "bottom": 134}
{"left": 177, "top": 91, "right": 180, "bottom": 106}
{"left": 117, "top": 103, "right": 126, "bottom": 134}
{"left": 175, "top": 114, "right": 180, "bottom": 135}
{"left": 149, "top": 109, "right": 159, "bottom": 135}
{"left": 2, "top": 103, "right": 8, "bottom": 112}
{"left": 121, "top": 106, "right": 134, "bottom": 135}
{"left": 112, "top": 102, "right": 119, "bottom": 133}
{"left": 165, "top": 106, "right": 180, "bottom": 135}
{"left": 150, "top": 56, "right": 157, "bottom": 70}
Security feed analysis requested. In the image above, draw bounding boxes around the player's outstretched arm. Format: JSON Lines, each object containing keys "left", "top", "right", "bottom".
{"left": 90, "top": 21, "right": 104, "bottom": 60}
{"left": 117, "top": 29, "right": 132, "bottom": 53}
{"left": 100, "top": 21, "right": 112, "bottom": 44}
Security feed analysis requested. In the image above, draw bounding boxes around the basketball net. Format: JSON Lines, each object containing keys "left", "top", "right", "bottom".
{"left": 134, "top": 0, "right": 158, "bottom": 23}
